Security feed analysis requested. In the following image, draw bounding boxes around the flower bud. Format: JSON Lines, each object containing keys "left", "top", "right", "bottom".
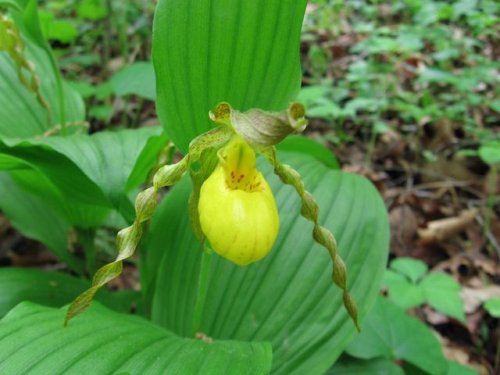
{"left": 198, "top": 137, "right": 279, "bottom": 266}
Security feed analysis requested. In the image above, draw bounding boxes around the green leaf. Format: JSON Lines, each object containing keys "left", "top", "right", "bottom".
{"left": 0, "top": 268, "right": 141, "bottom": 318}
{"left": 453, "top": 0, "right": 478, "bottom": 18}
{"left": 383, "top": 269, "right": 408, "bottom": 287}
{"left": 383, "top": 269, "right": 426, "bottom": 310}
{"left": 346, "top": 296, "right": 448, "bottom": 375}
{"left": 94, "top": 81, "right": 113, "bottom": 100}
{"left": 77, "top": 0, "right": 108, "bottom": 20}
{"left": 0, "top": 128, "right": 166, "bottom": 270}
{"left": 41, "top": 127, "right": 166, "bottom": 206}
{"left": 420, "top": 273, "right": 465, "bottom": 321}
{"left": 484, "top": 298, "right": 500, "bottom": 317}
{"left": 14, "top": 163, "right": 110, "bottom": 223}
{"left": 0, "top": 302, "right": 272, "bottom": 374}
{"left": 142, "top": 151, "right": 389, "bottom": 374}
{"left": 328, "top": 357, "right": 405, "bottom": 375}
{"left": 446, "top": 360, "right": 478, "bottom": 375}
{"left": 88, "top": 105, "right": 113, "bottom": 120}
{"left": 153, "top": 0, "right": 308, "bottom": 152}
{"left": 0, "top": 171, "right": 84, "bottom": 271}
{"left": 373, "top": 121, "right": 390, "bottom": 135}
{"left": 297, "top": 85, "right": 330, "bottom": 106}
{"left": 110, "top": 62, "right": 156, "bottom": 100}
{"left": 352, "top": 36, "right": 400, "bottom": 54}
{"left": 1, "top": 127, "right": 166, "bottom": 220}
{"left": 20, "top": 0, "right": 47, "bottom": 49}
{"left": 478, "top": 141, "right": 500, "bottom": 166}
{"left": 46, "top": 19, "right": 77, "bottom": 44}
{"left": 60, "top": 53, "right": 100, "bottom": 68}
{"left": 0, "top": 0, "right": 22, "bottom": 11}
{"left": 385, "top": 267, "right": 465, "bottom": 320}
{"left": 276, "top": 135, "right": 339, "bottom": 169}
{"left": 67, "top": 80, "right": 96, "bottom": 98}
{"left": 390, "top": 257, "right": 428, "bottom": 283}
{"left": 0, "top": 30, "right": 84, "bottom": 140}
{"left": 418, "top": 68, "right": 456, "bottom": 84}
{"left": 0, "top": 142, "right": 110, "bottom": 208}
{"left": 489, "top": 100, "right": 500, "bottom": 113}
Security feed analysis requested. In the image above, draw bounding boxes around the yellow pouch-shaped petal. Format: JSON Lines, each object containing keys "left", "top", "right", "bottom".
{"left": 198, "top": 138, "right": 279, "bottom": 266}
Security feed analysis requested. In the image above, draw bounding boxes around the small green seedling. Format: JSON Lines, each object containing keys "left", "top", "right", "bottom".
{"left": 383, "top": 257, "right": 465, "bottom": 321}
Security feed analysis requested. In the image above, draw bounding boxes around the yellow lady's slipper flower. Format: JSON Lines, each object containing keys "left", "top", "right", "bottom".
{"left": 198, "top": 137, "right": 279, "bottom": 266}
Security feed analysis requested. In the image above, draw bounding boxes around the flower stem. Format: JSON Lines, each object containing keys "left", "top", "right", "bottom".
{"left": 78, "top": 228, "right": 97, "bottom": 277}
{"left": 191, "top": 244, "right": 212, "bottom": 337}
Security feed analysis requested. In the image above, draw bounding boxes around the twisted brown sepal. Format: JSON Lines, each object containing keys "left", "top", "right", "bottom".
{"left": 64, "top": 128, "right": 231, "bottom": 325}
{"left": 210, "top": 102, "right": 307, "bottom": 147}
{"left": 261, "top": 147, "right": 360, "bottom": 331}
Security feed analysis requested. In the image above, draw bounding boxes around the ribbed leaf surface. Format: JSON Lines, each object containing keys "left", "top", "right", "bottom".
{"left": 0, "top": 128, "right": 166, "bottom": 270}
{"left": 0, "top": 127, "right": 165, "bottom": 221}
{"left": 143, "top": 151, "right": 390, "bottom": 374}
{"left": 39, "top": 127, "right": 166, "bottom": 208}
{"left": 0, "top": 171, "right": 82, "bottom": 270}
{"left": 0, "top": 268, "right": 140, "bottom": 318}
{"left": 0, "top": 42, "right": 84, "bottom": 141}
{"left": 346, "top": 297, "right": 448, "bottom": 374}
{"left": 153, "top": 0, "right": 307, "bottom": 152}
{"left": 0, "top": 302, "right": 272, "bottom": 375}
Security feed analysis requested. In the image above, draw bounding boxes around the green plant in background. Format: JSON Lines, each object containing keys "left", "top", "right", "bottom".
{"left": 301, "top": 0, "right": 499, "bottom": 167}
{"left": 330, "top": 295, "right": 477, "bottom": 375}
{"left": 0, "top": 1, "right": 389, "bottom": 374}
{"left": 384, "top": 257, "right": 465, "bottom": 321}
{"left": 459, "top": 140, "right": 500, "bottom": 256}
{"left": 328, "top": 260, "right": 478, "bottom": 374}
{"left": 484, "top": 298, "right": 500, "bottom": 318}
{"left": 35, "top": 0, "right": 156, "bottom": 126}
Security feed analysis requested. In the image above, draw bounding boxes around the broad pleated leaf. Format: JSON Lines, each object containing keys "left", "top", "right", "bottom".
{"left": 0, "top": 302, "right": 272, "bottom": 375}
{"left": 0, "top": 127, "right": 166, "bottom": 221}
{"left": 142, "top": 151, "right": 389, "bottom": 374}
{"left": 0, "top": 171, "right": 84, "bottom": 271}
{"left": 39, "top": 126, "right": 166, "bottom": 208}
{"left": 0, "top": 1, "right": 22, "bottom": 11}
{"left": 0, "top": 142, "right": 110, "bottom": 208}
{"left": 346, "top": 296, "right": 448, "bottom": 375}
{"left": 3, "top": 165, "right": 110, "bottom": 227}
{"left": 0, "top": 128, "right": 166, "bottom": 270}
{"left": 0, "top": 35, "right": 84, "bottom": 141}
{"left": 153, "top": 0, "right": 307, "bottom": 152}
{"left": 0, "top": 268, "right": 141, "bottom": 318}
{"left": 276, "top": 135, "right": 339, "bottom": 169}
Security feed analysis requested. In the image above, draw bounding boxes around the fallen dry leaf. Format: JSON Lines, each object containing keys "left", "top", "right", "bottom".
{"left": 418, "top": 208, "right": 478, "bottom": 243}
{"left": 389, "top": 204, "right": 418, "bottom": 256}
{"left": 421, "top": 157, "right": 478, "bottom": 183}
{"left": 461, "top": 285, "right": 500, "bottom": 314}
{"left": 422, "top": 305, "right": 449, "bottom": 325}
